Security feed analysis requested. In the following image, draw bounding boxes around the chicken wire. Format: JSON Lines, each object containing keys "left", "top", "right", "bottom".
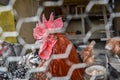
{"left": 0, "top": 0, "right": 119, "bottom": 80}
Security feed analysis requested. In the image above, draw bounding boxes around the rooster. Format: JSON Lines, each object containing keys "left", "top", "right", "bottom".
{"left": 33, "top": 12, "right": 95, "bottom": 80}
{"left": 105, "top": 37, "right": 120, "bottom": 55}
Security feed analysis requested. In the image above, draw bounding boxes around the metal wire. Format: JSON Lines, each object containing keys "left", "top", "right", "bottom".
{"left": 0, "top": 0, "right": 120, "bottom": 80}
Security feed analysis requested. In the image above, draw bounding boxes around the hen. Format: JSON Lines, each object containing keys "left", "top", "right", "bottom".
{"left": 33, "top": 12, "right": 95, "bottom": 80}
{"left": 0, "top": 41, "right": 21, "bottom": 79}
{"left": 105, "top": 37, "right": 120, "bottom": 55}
{"left": 80, "top": 40, "right": 96, "bottom": 65}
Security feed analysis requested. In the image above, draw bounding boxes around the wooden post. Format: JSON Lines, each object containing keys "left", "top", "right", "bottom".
{"left": 103, "top": 6, "right": 111, "bottom": 38}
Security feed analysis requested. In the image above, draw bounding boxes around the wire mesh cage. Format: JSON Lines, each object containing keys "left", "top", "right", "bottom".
{"left": 0, "top": 0, "right": 120, "bottom": 80}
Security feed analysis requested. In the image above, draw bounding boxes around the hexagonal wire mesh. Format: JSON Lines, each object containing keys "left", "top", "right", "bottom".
{"left": 0, "top": 0, "right": 119, "bottom": 80}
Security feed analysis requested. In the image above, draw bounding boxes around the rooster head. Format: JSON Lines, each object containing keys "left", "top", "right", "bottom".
{"left": 33, "top": 12, "right": 63, "bottom": 60}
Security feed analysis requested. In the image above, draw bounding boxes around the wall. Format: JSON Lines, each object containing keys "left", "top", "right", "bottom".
{"left": 13, "top": 0, "right": 39, "bottom": 43}
{"left": 114, "top": 0, "right": 120, "bottom": 35}
{"left": 66, "top": 20, "right": 82, "bottom": 34}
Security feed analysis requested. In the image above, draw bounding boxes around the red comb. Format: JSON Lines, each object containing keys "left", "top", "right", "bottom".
{"left": 33, "top": 12, "right": 63, "bottom": 60}
{"left": 33, "top": 12, "right": 63, "bottom": 40}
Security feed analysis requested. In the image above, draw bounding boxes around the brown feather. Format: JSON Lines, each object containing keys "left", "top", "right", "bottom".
{"left": 34, "top": 34, "right": 95, "bottom": 80}
{"left": 106, "top": 37, "right": 120, "bottom": 54}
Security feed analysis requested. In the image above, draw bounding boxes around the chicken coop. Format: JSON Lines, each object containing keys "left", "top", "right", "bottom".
{"left": 0, "top": 0, "right": 120, "bottom": 80}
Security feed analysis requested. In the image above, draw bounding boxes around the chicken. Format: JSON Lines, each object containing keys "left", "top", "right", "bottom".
{"left": 105, "top": 37, "right": 120, "bottom": 55}
{"left": 33, "top": 12, "right": 95, "bottom": 80}
{"left": 0, "top": 41, "right": 41, "bottom": 79}
{"left": 80, "top": 40, "right": 96, "bottom": 65}
{"left": 0, "top": 41, "right": 16, "bottom": 57}
{"left": 0, "top": 41, "right": 18, "bottom": 79}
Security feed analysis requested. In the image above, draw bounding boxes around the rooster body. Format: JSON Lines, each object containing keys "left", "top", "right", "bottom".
{"left": 34, "top": 33, "right": 85, "bottom": 80}
{"left": 49, "top": 34, "right": 85, "bottom": 79}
